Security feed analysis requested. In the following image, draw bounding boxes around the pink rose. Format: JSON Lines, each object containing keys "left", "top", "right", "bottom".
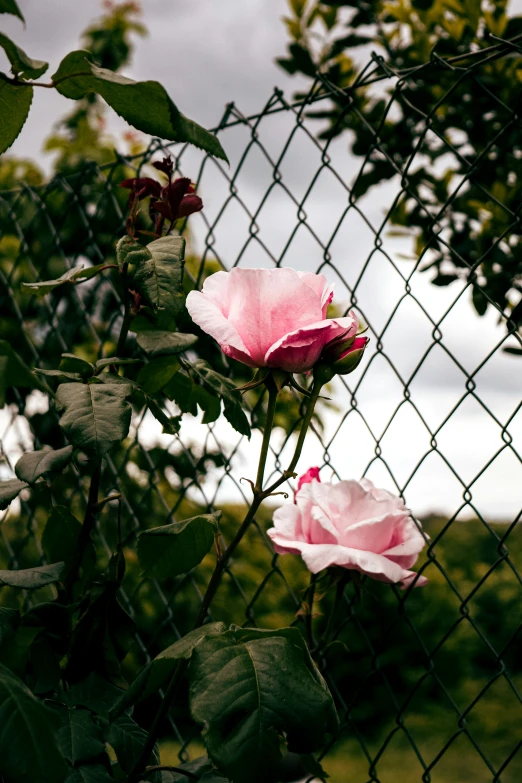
{"left": 267, "top": 471, "right": 427, "bottom": 589}
{"left": 186, "top": 268, "right": 358, "bottom": 373}
{"left": 297, "top": 466, "right": 321, "bottom": 493}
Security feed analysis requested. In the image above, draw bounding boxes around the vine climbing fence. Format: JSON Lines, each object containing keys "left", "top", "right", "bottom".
{"left": 1, "top": 41, "right": 522, "bottom": 783}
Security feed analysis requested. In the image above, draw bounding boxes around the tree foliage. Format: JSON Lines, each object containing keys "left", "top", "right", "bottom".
{"left": 278, "top": 0, "right": 522, "bottom": 349}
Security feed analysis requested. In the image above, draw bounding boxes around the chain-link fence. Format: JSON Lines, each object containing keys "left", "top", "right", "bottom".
{"left": 1, "top": 38, "right": 522, "bottom": 783}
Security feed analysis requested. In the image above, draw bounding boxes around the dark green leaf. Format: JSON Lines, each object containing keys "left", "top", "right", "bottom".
{"left": 65, "top": 673, "right": 124, "bottom": 715}
{"left": 52, "top": 51, "right": 228, "bottom": 161}
{"left": 0, "top": 33, "right": 48, "bottom": 79}
{"left": 164, "top": 372, "right": 220, "bottom": 422}
{"left": 503, "top": 346, "right": 522, "bottom": 356}
{"left": 189, "top": 627, "right": 339, "bottom": 783}
{"left": 59, "top": 708, "right": 105, "bottom": 765}
{"left": 55, "top": 382, "right": 132, "bottom": 456}
{"left": 0, "top": 562, "right": 65, "bottom": 589}
{"left": 133, "top": 236, "right": 186, "bottom": 316}
{"left": 0, "top": 625, "right": 41, "bottom": 676}
{"left": 146, "top": 396, "right": 181, "bottom": 434}
{"left": 431, "top": 273, "right": 459, "bottom": 287}
{"left": 164, "top": 371, "right": 198, "bottom": 415}
{"left": 116, "top": 235, "right": 152, "bottom": 267}
{"left": 59, "top": 354, "right": 95, "bottom": 377}
{"left": 0, "top": 662, "right": 68, "bottom": 783}
{"left": 15, "top": 445, "right": 74, "bottom": 483}
{"left": 65, "top": 765, "right": 114, "bottom": 783}
{"left": 138, "top": 514, "right": 218, "bottom": 579}
{"left": 190, "top": 360, "right": 251, "bottom": 437}
{"left": 137, "top": 356, "right": 181, "bottom": 394}
{"left": 0, "top": 606, "right": 19, "bottom": 645}
{"left": 0, "top": 0, "right": 24, "bottom": 21}
{"left": 22, "top": 263, "right": 109, "bottom": 296}
{"left": 0, "top": 75, "right": 32, "bottom": 154}
{"left": 167, "top": 757, "right": 230, "bottom": 783}
{"left": 28, "top": 635, "right": 62, "bottom": 694}
{"left": 34, "top": 369, "right": 84, "bottom": 382}
{"left": 67, "top": 583, "right": 136, "bottom": 685}
{"left": 472, "top": 284, "right": 488, "bottom": 316}
{"left": 194, "top": 386, "right": 221, "bottom": 424}
{"left": 106, "top": 714, "right": 159, "bottom": 773}
{"left": 0, "top": 477, "right": 29, "bottom": 510}
{"left": 0, "top": 340, "right": 49, "bottom": 406}
{"left": 109, "top": 623, "right": 226, "bottom": 718}
{"left": 42, "top": 506, "right": 82, "bottom": 576}
{"left": 95, "top": 356, "right": 142, "bottom": 370}
{"left": 136, "top": 328, "right": 198, "bottom": 357}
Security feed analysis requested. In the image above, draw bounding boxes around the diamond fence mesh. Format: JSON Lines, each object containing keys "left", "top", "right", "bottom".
{"left": 1, "top": 40, "right": 522, "bottom": 782}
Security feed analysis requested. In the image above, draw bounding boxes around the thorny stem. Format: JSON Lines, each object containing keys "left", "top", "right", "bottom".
{"left": 254, "top": 382, "right": 278, "bottom": 492}
{"left": 128, "top": 378, "right": 325, "bottom": 781}
{"left": 115, "top": 262, "right": 132, "bottom": 357}
{"left": 63, "top": 460, "right": 102, "bottom": 600}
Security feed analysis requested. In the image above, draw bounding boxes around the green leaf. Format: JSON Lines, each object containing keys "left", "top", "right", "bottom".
{"left": 109, "top": 623, "right": 226, "bottom": 718}
{"left": 190, "top": 360, "right": 251, "bottom": 437}
{"left": 0, "top": 76, "right": 31, "bottom": 154}
{"left": 65, "top": 765, "right": 114, "bottom": 783}
{"left": 164, "top": 371, "right": 198, "bottom": 414}
{"left": 431, "top": 273, "right": 459, "bottom": 287}
{"left": 504, "top": 345, "right": 522, "bottom": 356}
{"left": 0, "top": 662, "right": 68, "bottom": 783}
{"left": 138, "top": 514, "right": 218, "bottom": 580}
{"left": 146, "top": 396, "right": 181, "bottom": 435}
{"left": 59, "top": 354, "right": 95, "bottom": 377}
{"left": 116, "top": 235, "right": 152, "bottom": 267}
{"left": 58, "top": 708, "right": 105, "bottom": 766}
{"left": 472, "top": 284, "right": 488, "bottom": 316}
{"left": 15, "top": 445, "right": 74, "bottom": 483}
{"left": 22, "top": 263, "right": 109, "bottom": 296}
{"left": 0, "top": 33, "right": 48, "bottom": 79}
{"left": 167, "top": 757, "right": 230, "bottom": 783}
{"left": 55, "top": 382, "right": 132, "bottom": 457}
{"left": 95, "top": 356, "right": 142, "bottom": 370}
{"left": 34, "top": 369, "right": 84, "bottom": 382}
{"left": 0, "top": 562, "right": 65, "bottom": 589}
{"left": 0, "top": 625, "right": 41, "bottom": 676}
{"left": 0, "top": 477, "right": 29, "bottom": 510}
{"left": 28, "top": 635, "right": 62, "bottom": 694}
{"left": 66, "top": 582, "right": 136, "bottom": 685}
{"left": 0, "top": 340, "right": 49, "bottom": 406}
{"left": 133, "top": 236, "right": 186, "bottom": 316}
{"left": 93, "top": 372, "right": 181, "bottom": 434}
{"left": 0, "top": 0, "right": 24, "bottom": 21}
{"left": 52, "top": 51, "right": 228, "bottom": 161}
{"left": 65, "top": 673, "right": 124, "bottom": 716}
{"left": 0, "top": 606, "right": 19, "bottom": 645}
{"left": 164, "top": 372, "right": 220, "bottom": 422}
{"left": 137, "top": 356, "right": 181, "bottom": 394}
{"left": 189, "top": 627, "right": 339, "bottom": 783}
{"left": 42, "top": 506, "right": 82, "bottom": 576}
{"left": 136, "top": 328, "right": 198, "bottom": 357}
{"left": 105, "top": 714, "right": 159, "bottom": 773}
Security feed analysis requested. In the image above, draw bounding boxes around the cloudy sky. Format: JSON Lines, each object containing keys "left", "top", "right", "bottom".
{"left": 1, "top": 1, "right": 521, "bottom": 522}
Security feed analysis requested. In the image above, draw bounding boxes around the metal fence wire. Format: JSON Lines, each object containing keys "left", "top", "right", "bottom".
{"left": 1, "top": 39, "right": 522, "bottom": 783}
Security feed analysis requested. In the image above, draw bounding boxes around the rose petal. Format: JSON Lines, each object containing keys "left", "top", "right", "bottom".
{"left": 186, "top": 281, "right": 254, "bottom": 366}
{"left": 265, "top": 315, "right": 358, "bottom": 373}
{"left": 222, "top": 268, "right": 327, "bottom": 365}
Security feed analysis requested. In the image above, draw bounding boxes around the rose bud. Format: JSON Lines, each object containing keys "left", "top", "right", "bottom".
{"left": 331, "top": 336, "right": 369, "bottom": 375}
